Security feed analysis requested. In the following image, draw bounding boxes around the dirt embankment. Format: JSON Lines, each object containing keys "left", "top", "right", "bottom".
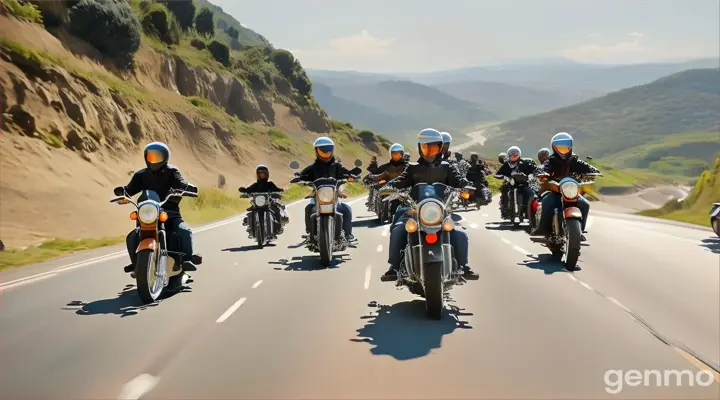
{"left": 0, "top": 17, "right": 382, "bottom": 248}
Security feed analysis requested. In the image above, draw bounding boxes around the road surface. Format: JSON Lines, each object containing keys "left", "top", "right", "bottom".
{"left": 453, "top": 129, "right": 488, "bottom": 152}
{"left": 1, "top": 196, "right": 718, "bottom": 399}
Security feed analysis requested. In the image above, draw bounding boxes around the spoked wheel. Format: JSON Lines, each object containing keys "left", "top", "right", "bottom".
{"left": 563, "top": 219, "right": 582, "bottom": 270}
{"left": 136, "top": 249, "right": 164, "bottom": 304}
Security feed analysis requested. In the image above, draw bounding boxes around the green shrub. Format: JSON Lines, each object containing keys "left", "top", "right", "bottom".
{"left": 3, "top": 0, "right": 43, "bottom": 24}
{"left": 194, "top": 7, "right": 214, "bottom": 37}
{"left": 69, "top": 0, "right": 141, "bottom": 67}
{"left": 226, "top": 26, "right": 239, "bottom": 40}
{"left": 207, "top": 40, "right": 229, "bottom": 66}
{"left": 160, "top": 0, "right": 194, "bottom": 31}
{"left": 189, "top": 38, "right": 206, "bottom": 50}
{"left": 141, "top": 3, "right": 180, "bottom": 45}
{"left": 270, "top": 49, "right": 295, "bottom": 78}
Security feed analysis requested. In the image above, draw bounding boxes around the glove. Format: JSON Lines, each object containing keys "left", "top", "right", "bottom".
{"left": 290, "top": 178, "right": 300, "bottom": 184}
{"left": 238, "top": 187, "right": 246, "bottom": 193}
{"left": 113, "top": 186, "right": 125, "bottom": 196}
{"left": 185, "top": 184, "right": 199, "bottom": 193}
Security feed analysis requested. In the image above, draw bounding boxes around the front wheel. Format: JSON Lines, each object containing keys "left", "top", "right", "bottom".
{"left": 563, "top": 218, "right": 582, "bottom": 270}
{"left": 712, "top": 218, "right": 720, "bottom": 237}
{"left": 318, "top": 215, "right": 334, "bottom": 266}
{"left": 135, "top": 249, "right": 163, "bottom": 304}
{"left": 423, "top": 261, "right": 444, "bottom": 320}
{"left": 254, "top": 212, "right": 264, "bottom": 248}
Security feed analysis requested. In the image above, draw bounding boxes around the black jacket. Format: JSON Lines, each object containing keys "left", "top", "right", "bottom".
{"left": 495, "top": 158, "right": 538, "bottom": 178}
{"left": 367, "top": 159, "right": 382, "bottom": 174}
{"left": 119, "top": 164, "right": 196, "bottom": 212}
{"left": 241, "top": 180, "right": 283, "bottom": 194}
{"left": 371, "top": 160, "right": 408, "bottom": 182}
{"left": 386, "top": 158, "right": 471, "bottom": 195}
{"left": 293, "top": 158, "right": 357, "bottom": 182}
{"left": 540, "top": 153, "right": 599, "bottom": 179}
{"left": 466, "top": 160, "right": 490, "bottom": 183}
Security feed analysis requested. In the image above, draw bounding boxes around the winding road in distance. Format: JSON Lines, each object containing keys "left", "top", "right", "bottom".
{"left": 0, "top": 195, "right": 718, "bottom": 399}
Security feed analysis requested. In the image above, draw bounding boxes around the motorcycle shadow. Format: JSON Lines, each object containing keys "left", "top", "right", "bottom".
{"left": 352, "top": 218, "right": 381, "bottom": 228}
{"left": 518, "top": 254, "right": 578, "bottom": 274}
{"left": 63, "top": 283, "right": 190, "bottom": 317}
{"left": 350, "top": 300, "right": 473, "bottom": 360}
{"left": 269, "top": 254, "right": 351, "bottom": 271}
{"left": 222, "top": 244, "right": 277, "bottom": 252}
{"left": 700, "top": 238, "right": 720, "bottom": 254}
{"left": 484, "top": 221, "right": 522, "bottom": 231}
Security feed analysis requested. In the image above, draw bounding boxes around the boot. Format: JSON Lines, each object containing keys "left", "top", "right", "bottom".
{"left": 462, "top": 265, "right": 479, "bottom": 280}
{"left": 380, "top": 266, "right": 399, "bottom": 282}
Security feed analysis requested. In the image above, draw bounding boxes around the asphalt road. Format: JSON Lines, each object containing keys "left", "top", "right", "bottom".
{"left": 0, "top": 196, "right": 718, "bottom": 399}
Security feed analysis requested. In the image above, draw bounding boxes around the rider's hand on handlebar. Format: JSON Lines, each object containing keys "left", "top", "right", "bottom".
{"left": 113, "top": 186, "right": 125, "bottom": 196}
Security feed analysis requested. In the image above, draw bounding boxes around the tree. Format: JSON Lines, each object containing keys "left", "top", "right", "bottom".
{"left": 195, "top": 7, "right": 214, "bottom": 37}
{"left": 270, "top": 49, "right": 295, "bottom": 78}
{"left": 208, "top": 40, "right": 230, "bottom": 66}
{"left": 226, "top": 26, "right": 239, "bottom": 40}
{"left": 161, "top": 0, "right": 195, "bottom": 31}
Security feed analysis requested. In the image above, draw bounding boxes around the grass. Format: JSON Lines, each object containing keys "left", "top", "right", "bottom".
{"left": 1, "top": 0, "right": 42, "bottom": 24}
{"left": 0, "top": 237, "right": 123, "bottom": 271}
{"left": 180, "top": 187, "right": 249, "bottom": 223}
{"left": 268, "top": 128, "right": 292, "bottom": 152}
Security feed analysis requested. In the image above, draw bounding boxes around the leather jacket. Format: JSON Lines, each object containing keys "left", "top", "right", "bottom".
{"left": 386, "top": 157, "right": 471, "bottom": 197}
{"left": 117, "top": 164, "right": 196, "bottom": 213}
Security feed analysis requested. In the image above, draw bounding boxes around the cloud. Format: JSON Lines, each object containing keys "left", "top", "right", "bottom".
{"left": 628, "top": 32, "right": 645, "bottom": 38}
{"left": 587, "top": 33, "right": 602, "bottom": 38}
{"left": 290, "top": 30, "right": 396, "bottom": 69}
{"left": 559, "top": 33, "right": 650, "bottom": 63}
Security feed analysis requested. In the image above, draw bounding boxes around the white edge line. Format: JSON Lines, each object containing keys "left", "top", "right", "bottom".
{"left": 567, "top": 274, "right": 578, "bottom": 281}
{"left": 512, "top": 245, "right": 528, "bottom": 255}
{"left": 1, "top": 199, "right": 310, "bottom": 290}
{"left": 579, "top": 281, "right": 593, "bottom": 291}
{"left": 216, "top": 297, "right": 247, "bottom": 323}
{"left": 376, "top": 245, "right": 383, "bottom": 252}
{"left": 500, "top": 237, "right": 512, "bottom": 245}
{"left": 364, "top": 264, "right": 372, "bottom": 290}
{"left": 118, "top": 374, "right": 159, "bottom": 400}
{"left": 0, "top": 273, "right": 58, "bottom": 290}
{"left": 251, "top": 280, "right": 263, "bottom": 289}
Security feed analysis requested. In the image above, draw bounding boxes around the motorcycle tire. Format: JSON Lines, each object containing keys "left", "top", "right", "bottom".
{"left": 563, "top": 219, "right": 582, "bottom": 271}
{"left": 318, "top": 215, "right": 334, "bottom": 267}
{"left": 423, "top": 261, "right": 444, "bottom": 320}
{"left": 136, "top": 249, "right": 163, "bottom": 304}
{"left": 255, "top": 212, "right": 264, "bottom": 249}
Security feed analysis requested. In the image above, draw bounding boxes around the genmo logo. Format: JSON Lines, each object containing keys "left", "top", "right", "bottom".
{"left": 604, "top": 369, "right": 716, "bottom": 394}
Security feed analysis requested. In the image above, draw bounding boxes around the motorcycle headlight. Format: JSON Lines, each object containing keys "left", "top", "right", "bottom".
{"left": 317, "top": 187, "right": 335, "bottom": 204}
{"left": 254, "top": 195, "right": 267, "bottom": 207}
{"left": 419, "top": 202, "right": 443, "bottom": 226}
{"left": 138, "top": 203, "right": 159, "bottom": 224}
{"left": 560, "top": 181, "right": 579, "bottom": 199}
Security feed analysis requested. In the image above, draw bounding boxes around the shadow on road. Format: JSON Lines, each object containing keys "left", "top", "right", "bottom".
{"left": 518, "top": 254, "right": 567, "bottom": 275}
{"left": 222, "top": 243, "right": 276, "bottom": 252}
{"left": 700, "top": 238, "right": 720, "bottom": 254}
{"left": 62, "top": 284, "right": 188, "bottom": 317}
{"left": 484, "top": 221, "right": 521, "bottom": 231}
{"left": 350, "top": 300, "right": 472, "bottom": 360}
{"left": 269, "top": 254, "right": 351, "bottom": 271}
{"left": 352, "top": 218, "right": 382, "bottom": 228}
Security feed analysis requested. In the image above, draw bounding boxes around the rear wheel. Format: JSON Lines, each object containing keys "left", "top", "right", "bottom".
{"left": 563, "top": 219, "right": 582, "bottom": 270}
{"left": 135, "top": 249, "right": 163, "bottom": 304}
{"left": 423, "top": 261, "right": 444, "bottom": 320}
{"left": 713, "top": 218, "right": 720, "bottom": 237}
{"left": 318, "top": 215, "right": 334, "bottom": 266}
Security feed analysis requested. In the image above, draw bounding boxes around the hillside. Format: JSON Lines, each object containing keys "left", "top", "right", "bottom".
{"left": 487, "top": 68, "right": 720, "bottom": 174}
{"left": 193, "top": 0, "right": 270, "bottom": 50}
{"left": 312, "top": 79, "right": 499, "bottom": 142}
{"left": 431, "top": 80, "right": 600, "bottom": 119}
{"left": 640, "top": 154, "right": 720, "bottom": 226}
{"left": 0, "top": 0, "right": 387, "bottom": 249}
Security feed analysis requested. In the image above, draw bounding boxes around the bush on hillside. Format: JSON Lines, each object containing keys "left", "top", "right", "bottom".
{"left": 270, "top": 49, "right": 295, "bottom": 78}
{"left": 194, "top": 7, "right": 214, "bottom": 37}
{"left": 141, "top": 3, "right": 180, "bottom": 45}
{"left": 291, "top": 60, "right": 312, "bottom": 96}
{"left": 207, "top": 40, "right": 229, "bottom": 66}
{"left": 160, "top": 0, "right": 194, "bottom": 31}
{"left": 3, "top": 0, "right": 43, "bottom": 24}
{"left": 69, "top": 0, "right": 141, "bottom": 67}
{"left": 190, "top": 38, "right": 206, "bottom": 50}
{"left": 226, "top": 26, "right": 239, "bottom": 40}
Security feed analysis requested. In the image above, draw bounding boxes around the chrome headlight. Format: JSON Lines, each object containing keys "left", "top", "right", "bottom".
{"left": 317, "top": 187, "right": 335, "bottom": 204}
{"left": 138, "top": 203, "right": 159, "bottom": 224}
{"left": 419, "top": 202, "right": 443, "bottom": 226}
{"left": 560, "top": 181, "right": 579, "bottom": 199}
{"left": 254, "top": 195, "right": 267, "bottom": 207}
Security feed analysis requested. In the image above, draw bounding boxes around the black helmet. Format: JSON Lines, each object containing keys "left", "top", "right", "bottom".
{"left": 537, "top": 148, "right": 551, "bottom": 164}
{"left": 498, "top": 152, "right": 507, "bottom": 164}
{"left": 470, "top": 152, "right": 479, "bottom": 162}
{"left": 256, "top": 164, "right": 269, "bottom": 181}
{"left": 454, "top": 152, "right": 463, "bottom": 161}
{"left": 144, "top": 142, "right": 170, "bottom": 172}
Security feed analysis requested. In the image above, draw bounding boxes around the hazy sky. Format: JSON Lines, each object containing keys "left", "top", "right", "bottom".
{"left": 213, "top": 0, "right": 720, "bottom": 73}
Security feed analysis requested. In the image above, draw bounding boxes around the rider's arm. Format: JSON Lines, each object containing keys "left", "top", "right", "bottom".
{"left": 267, "top": 181, "right": 284, "bottom": 192}
{"left": 573, "top": 158, "right": 601, "bottom": 175}
{"left": 385, "top": 165, "right": 412, "bottom": 190}
{"left": 170, "top": 168, "right": 197, "bottom": 193}
{"left": 521, "top": 160, "right": 538, "bottom": 175}
{"left": 117, "top": 170, "right": 143, "bottom": 196}
{"left": 243, "top": 182, "right": 259, "bottom": 193}
{"left": 447, "top": 163, "right": 472, "bottom": 188}
{"left": 293, "top": 165, "right": 314, "bottom": 182}
{"left": 494, "top": 162, "right": 510, "bottom": 178}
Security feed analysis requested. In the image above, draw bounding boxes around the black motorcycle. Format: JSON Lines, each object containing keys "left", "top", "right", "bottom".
{"left": 501, "top": 171, "right": 535, "bottom": 228}
{"left": 711, "top": 202, "right": 720, "bottom": 237}
{"left": 240, "top": 191, "right": 283, "bottom": 248}
{"left": 382, "top": 183, "right": 475, "bottom": 319}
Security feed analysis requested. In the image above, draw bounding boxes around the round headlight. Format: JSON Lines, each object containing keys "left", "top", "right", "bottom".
{"left": 254, "top": 195, "right": 267, "bottom": 207}
{"left": 138, "top": 203, "right": 159, "bottom": 224}
{"left": 317, "top": 187, "right": 335, "bottom": 203}
{"left": 419, "top": 202, "right": 443, "bottom": 225}
{"left": 560, "top": 181, "right": 579, "bottom": 199}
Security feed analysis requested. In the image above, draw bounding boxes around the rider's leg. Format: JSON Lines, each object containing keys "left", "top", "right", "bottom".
{"left": 168, "top": 218, "right": 196, "bottom": 271}
{"left": 532, "top": 192, "right": 560, "bottom": 235}
{"left": 304, "top": 203, "right": 313, "bottom": 235}
{"left": 577, "top": 195, "right": 590, "bottom": 232}
{"left": 124, "top": 227, "right": 139, "bottom": 272}
{"left": 338, "top": 202, "right": 353, "bottom": 238}
{"left": 383, "top": 219, "right": 408, "bottom": 279}
{"left": 450, "top": 229, "right": 477, "bottom": 278}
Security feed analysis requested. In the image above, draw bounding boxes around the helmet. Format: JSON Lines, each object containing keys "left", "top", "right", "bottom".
{"left": 454, "top": 152, "right": 463, "bottom": 161}
{"left": 440, "top": 131, "right": 452, "bottom": 155}
{"left": 403, "top": 151, "right": 411, "bottom": 161}
{"left": 498, "top": 152, "right": 507, "bottom": 163}
{"left": 389, "top": 143, "right": 405, "bottom": 162}
{"left": 470, "top": 152, "right": 479, "bottom": 162}
{"left": 507, "top": 146, "right": 521, "bottom": 167}
{"left": 551, "top": 132, "right": 573, "bottom": 160}
{"left": 417, "top": 128, "right": 444, "bottom": 163}
{"left": 256, "top": 164, "right": 269, "bottom": 181}
{"left": 144, "top": 142, "right": 170, "bottom": 172}
{"left": 313, "top": 136, "right": 335, "bottom": 162}
{"left": 537, "top": 147, "right": 551, "bottom": 163}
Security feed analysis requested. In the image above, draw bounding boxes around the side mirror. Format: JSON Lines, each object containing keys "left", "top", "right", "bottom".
{"left": 351, "top": 167, "right": 362, "bottom": 175}
{"left": 289, "top": 161, "right": 300, "bottom": 170}
{"left": 354, "top": 159, "right": 363, "bottom": 167}
{"left": 586, "top": 156, "right": 593, "bottom": 160}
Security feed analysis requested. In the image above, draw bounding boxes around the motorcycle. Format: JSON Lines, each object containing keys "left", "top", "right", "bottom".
{"left": 382, "top": 183, "right": 475, "bottom": 320}
{"left": 711, "top": 202, "right": 720, "bottom": 237}
{"left": 289, "top": 160, "right": 362, "bottom": 267}
{"left": 240, "top": 191, "right": 284, "bottom": 248}
{"left": 110, "top": 188, "right": 202, "bottom": 304}
{"left": 501, "top": 171, "right": 535, "bottom": 228}
{"left": 531, "top": 173, "right": 600, "bottom": 270}
{"left": 373, "top": 179, "right": 401, "bottom": 224}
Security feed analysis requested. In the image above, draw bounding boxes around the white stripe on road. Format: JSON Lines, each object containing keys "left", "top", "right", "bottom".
{"left": 216, "top": 298, "right": 247, "bottom": 323}
{"left": 512, "top": 245, "right": 529, "bottom": 255}
{"left": 376, "top": 245, "right": 383, "bottom": 252}
{"left": 500, "top": 237, "right": 512, "bottom": 245}
{"left": 364, "top": 264, "right": 372, "bottom": 290}
{"left": 251, "top": 280, "right": 263, "bottom": 289}
{"left": 0, "top": 273, "right": 58, "bottom": 290}
{"left": 118, "top": 374, "right": 159, "bottom": 400}
{"left": 470, "top": 223, "right": 479, "bottom": 229}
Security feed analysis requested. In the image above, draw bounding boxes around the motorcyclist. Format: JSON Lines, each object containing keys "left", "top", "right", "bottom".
{"left": 291, "top": 137, "right": 359, "bottom": 242}
{"left": 403, "top": 151, "right": 411, "bottom": 162}
{"left": 534, "top": 148, "right": 552, "bottom": 195}
{"left": 114, "top": 142, "right": 198, "bottom": 279}
{"left": 440, "top": 131, "right": 452, "bottom": 162}
{"left": 239, "top": 165, "right": 288, "bottom": 238}
{"left": 368, "top": 143, "right": 409, "bottom": 183}
{"left": 531, "top": 132, "right": 600, "bottom": 240}
{"left": 494, "top": 146, "right": 537, "bottom": 219}
{"left": 466, "top": 152, "right": 492, "bottom": 205}
{"left": 380, "top": 128, "right": 478, "bottom": 281}
{"left": 497, "top": 151, "right": 510, "bottom": 217}
{"left": 537, "top": 148, "right": 551, "bottom": 165}
{"left": 365, "top": 156, "right": 383, "bottom": 208}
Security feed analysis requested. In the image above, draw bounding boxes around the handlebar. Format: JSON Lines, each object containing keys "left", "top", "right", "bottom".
{"left": 110, "top": 189, "right": 197, "bottom": 208}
